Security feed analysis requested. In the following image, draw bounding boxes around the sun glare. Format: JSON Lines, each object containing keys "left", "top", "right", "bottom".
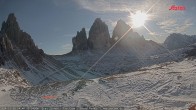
{"left": 131, "top": 11, "right": 148, "bottom": 28}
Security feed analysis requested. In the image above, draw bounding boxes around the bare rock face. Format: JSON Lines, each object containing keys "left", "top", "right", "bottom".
{"left": 0, "top": 33, "right": 14, "bottom": 55}
{"left": 0, "top": 33, "right": 14, "bottom": 66}
{"left": 111, "top": 20, "right": 166, "bottom": 56}
{"left": 69, "top": 18, "right": 165, "bottom": 56}
{"left": 71, "top": 18, "right": 111, "bottom": 53}
{"left": 0, "top": 33, "right": 28, "bottom": 69}
{"left": 112, "top": 20, "right": 146, "bottom": 47}
{"left": 18, "top": 31, "right": 44, "bottom": 64}
{"left": 72, "top": 28, "right": 88, "bottom": 51}
{"left": 88, "top": 18, "right": 110, "bottom": 50}
{"left": 1, "top": 13, "right": 20, "bottom": 44}
{"left": 0, "top": 13, "right": 44, "bottom": 69}
{"left": 112, "top": 20, "right": 132, "bottom": 43}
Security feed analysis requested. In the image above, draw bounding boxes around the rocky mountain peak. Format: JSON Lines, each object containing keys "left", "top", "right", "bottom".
{"left": 89, "top": 18, "right": 109, "bottom": 36}
{"left": 116, "top": 19, "right": 128, "bottom": 27}
{"left": 0, "top": 13, "right": 44, "bottom": 69}
{"left": 111, "top": 19, "right": 147, "bottom": 47}
{"left": 4, "top": 13, "right": 19, "bottom": 30}
{"left": 1, "top": 13, "right": 21, "bottom": 44}
{"left": 112, "top": 19, "right": 132, "bottom": 42}
{"left": 88, "top": 18, "right": 110, "bottom": 50}
{"left": 1, "top": 13, "right": 20, "bottom": 34}
{"left": 94, "top": 18, "right": 102, "bottom": 23}
{"left": 72, "top": 28, "right": 88, "bottom": 51}
{"left": 6, "top": 13, "right": 18, "bottom": 25}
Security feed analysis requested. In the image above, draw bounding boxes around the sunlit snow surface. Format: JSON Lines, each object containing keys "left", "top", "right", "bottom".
{"left": 1, "top": 58, "right": 195, "bottom": 109}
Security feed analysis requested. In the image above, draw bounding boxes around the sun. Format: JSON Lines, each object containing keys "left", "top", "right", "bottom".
{"left": 130, "top": 11, "right": 148, "bottom": 28}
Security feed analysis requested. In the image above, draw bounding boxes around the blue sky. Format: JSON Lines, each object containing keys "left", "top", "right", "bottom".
{"left": 0, "top": 0, "right": 196, "bottom": 55}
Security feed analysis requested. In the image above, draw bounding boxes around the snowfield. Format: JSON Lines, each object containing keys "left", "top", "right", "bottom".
{"left": 0, "top": 68, "right": 29, "bottom": 106}
{"left": 1, "top": 58, "right": 195, "bottom": 110}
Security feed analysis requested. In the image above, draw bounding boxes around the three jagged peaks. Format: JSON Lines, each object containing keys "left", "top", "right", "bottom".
{"left": 1, "top": 13, "right": 195, "bottom": 64}
{"left": 71, "top": 18, "right": 145, "bottom": 52}
{"left": 0, "top": 13, "right": 196, "bottom": 85}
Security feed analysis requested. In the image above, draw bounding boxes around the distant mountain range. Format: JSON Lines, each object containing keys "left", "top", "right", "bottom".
{"left": 0, "top": 13, "right": 196, "bottom": 85}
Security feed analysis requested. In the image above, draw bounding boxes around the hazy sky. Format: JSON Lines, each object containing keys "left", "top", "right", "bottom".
{"left": 0, "top": 0, "right": 196, "bottom": 55}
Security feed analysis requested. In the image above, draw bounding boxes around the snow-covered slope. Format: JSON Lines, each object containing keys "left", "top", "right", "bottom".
{"left": 3, "top": 54, "right": 80, "bottom": 85}
{"left": 3, "top": 58, "right": 195, "bottom": 109}
{"left": 54, "top": 44, "right": 193, "bottom": 79}
{"left": 0, "top": 68, "right": 29, "bottom": 106}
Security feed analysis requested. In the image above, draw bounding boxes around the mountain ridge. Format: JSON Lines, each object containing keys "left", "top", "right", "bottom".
{"left": 0, "top": 13, "right": 196, "bottom": 85}
{"left": 0, "top": 13, "right": 81, "bottom": 85}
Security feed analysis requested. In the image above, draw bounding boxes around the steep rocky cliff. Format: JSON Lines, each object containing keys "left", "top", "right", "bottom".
{"left": 1, "top": 13, "right": 44, "bottom": 64}
{"left": 71, "top": 18, "right": 111, "bottom": 52}
{"left": 0, "top": 13, "right": 79, "bottom": 85}
{"left": 88, "top": 18, "right": 110, "bottom": 50}
{"left": 72, "top": 28, "right": 88, "bottom": 51}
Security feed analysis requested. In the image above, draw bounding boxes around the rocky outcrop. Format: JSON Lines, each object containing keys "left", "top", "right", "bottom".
{"left": 88, "top": 18, "right": 110, "bottom": 50}
{"left": 0, "top": 33, "right": 14, "bottom": 65}
{"left": 111, "top": 20, "right": 166, "bottom": 56}
{"left": 1, "top": 13, "right": 20, "bottom": 44}
{"left": 0, "top": 13, "right": 44, "bottom": 69}
{"left": 111, "top": 20, "right": 133, "bottom": 43}
{"left": 0, "top": 33, "right": 14, "bottom": 55}
{"left": 72, "top": 28, "right": 88, "bottom": 51}
{"left": 18, "top": 31, "right": 44, "bottom": 64}
{"left": 0, "top": 33, "right": 28, "bottom": 68}
{"left": 70, "top": 18, "right": 165, "bottom": 56}
{"left": 71, "top": 18, "right": 111, "bottom": 52}
{"left": 164, "top": 33, "right": 196, "bottom": 50}
{"left": 111, "top": 20, "right": 146, "bottom": 47}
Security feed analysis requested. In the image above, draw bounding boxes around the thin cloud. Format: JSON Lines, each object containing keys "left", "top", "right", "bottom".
{"left": 157, "top": 19, "right": 177, "bottom": 28}
{"left": 158, "top": 19, "right": 193, "bottom": 34}
{"left": 76, "top": 0, "right": 129, "bottom": 13}
{"left": 76, "top": 0, "right": 173, "bottom": 15}
{"left": 76, "top": 0, "right": 148, "bottom": 13}
{"left": 76, "top": 0, "right": 176, "bottom": 28}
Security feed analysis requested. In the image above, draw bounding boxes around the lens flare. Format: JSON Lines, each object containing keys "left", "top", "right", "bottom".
{"left": 130, "top": 11, "right": 148, "bottom": 28}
